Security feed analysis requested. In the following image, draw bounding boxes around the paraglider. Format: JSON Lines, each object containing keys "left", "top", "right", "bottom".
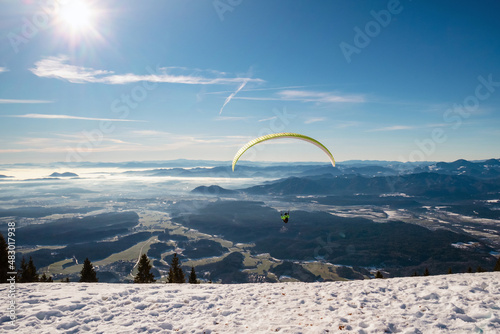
{"left": 231, "top": 132, "right": 335, "bottom": 224}
{"left": 232, "top": 132, "right": 335, "bottom": 171}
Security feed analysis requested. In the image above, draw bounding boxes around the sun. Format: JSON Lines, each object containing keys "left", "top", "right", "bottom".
{"left": 58, "top": 1, "right": 95, "bottom": 32}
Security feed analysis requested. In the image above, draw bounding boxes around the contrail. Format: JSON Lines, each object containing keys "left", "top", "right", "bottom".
{"left": 219, "top": 79, "right": 248, "bottom": 115}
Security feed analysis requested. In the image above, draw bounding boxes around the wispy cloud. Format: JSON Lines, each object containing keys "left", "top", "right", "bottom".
{"left": 14, "top": 136, "right": 134, "bottom": 146}
{"left": 277, "top": 90, "right": 365, "bottom": 103}
{"left": 258, "top": 116, "right": 277, "bottom": 122}
{"left": 304, "top": 117, "right": 326, "bottom": 124}
{"left": 30, "top": 55, "right": 263, "bottom": 85}
{"left": 3, "top": 114, "right": 146, "bottom": 122}
{"left": 334, "top": 121, "right": 361, "bottom": 129}
{"left": 219, "top": 79, "right": 249, "bottom": 115}
{"left": 214, "top": 116, "right": 252, "bottom": 121}
{"left": 205, "top": 85, "right": 310, "bottom": 95}
{"left": 0, "top": 67, "right": 8, "bottom": 73}
{"left": 368, "top": 125, "right": 415, "bottom": 132}
{"left": 233, "top": 90, "right": 365, "bottom": 104}
{"left": 129, "top": 130, "right": 245, "bottom": 147}
{"left": 0, "top": 99, "right": 53, "bottom": 104}
{"left": 368, "top": 123, "right": 456, "bottom": 132}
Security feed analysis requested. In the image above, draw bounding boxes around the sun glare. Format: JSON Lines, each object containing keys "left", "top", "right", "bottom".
{"left": 58, "top": 1, "right": 94, "bottom": 32}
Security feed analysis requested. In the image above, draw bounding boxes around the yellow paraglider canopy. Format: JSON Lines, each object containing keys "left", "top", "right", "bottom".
{"left": 232, "top": 132, "right": 335, "bottom": 171}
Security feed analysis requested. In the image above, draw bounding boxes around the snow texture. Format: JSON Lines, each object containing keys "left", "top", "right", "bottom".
{"left": 1, "top": 272, "right": 500, "bottom": 333}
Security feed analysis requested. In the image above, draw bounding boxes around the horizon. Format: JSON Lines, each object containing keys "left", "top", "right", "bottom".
{"left": 1, "top": 156, "right": 500, "bottom": 166}
{"left": 0, "top": 156, "right": 498, "bottom": 168}
{"left": 1, "top": 1, "right": 500, "bottom": 164}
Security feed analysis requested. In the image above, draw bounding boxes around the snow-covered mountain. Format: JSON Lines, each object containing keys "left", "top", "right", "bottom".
{"left": 2, "top": 272, "right": 499, "bottom": 333}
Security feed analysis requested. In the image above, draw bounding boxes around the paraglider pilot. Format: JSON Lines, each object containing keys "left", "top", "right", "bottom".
{"left": 280, "top": 211, "right": 290, "bottom": 224}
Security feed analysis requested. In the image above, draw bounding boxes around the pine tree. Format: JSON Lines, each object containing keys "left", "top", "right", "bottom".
{"left": 188, "top": 267, "right": 197, "bottom": 284}
{"left": 476, "top": 266, "right": 485, "bottom": 273}
{"left": 411, "top": 271, "right": 418, "bottom": 277}
{"left": 167, "top": 267, "right": 174, "bottom": 283}
{"left": 177, "top": 265, "right": 185, "bottom": 283}
{"left": 39, "top": 273, "right": 53, "bottom": 282}
{"left": 79, "top": 258, "right": 98, "bottom": 282}
{"left": 19, "top": 257, "right": 38, "bottom": 282}
{"left": 467, "top": 267, "right": 473, "bottom": 273}
{"left": 0, "top": 233, "right": 8, "bottom": 283}
{"left": 423, "top": 268, "right": 429, "bottom": 276}
{"left": 166, "top": 253, "right": 185, "bottom": 283}
{"left": 447, "top": 268, "right": 452, "bottom": 274}
{"left": 27, "top": 257, "right": 39, "bottom": 282}
{"left": 39, "top": 273, "right": 48, "bottom": 282}
{"left": 134, "top": 254, "right": 156, "bottom": 283}
{"left": 375, "top": 271, "right": 383, "bottom": 279}
{"left": 19, "top": 257, "right": 28, "bottom": 282}
{"left": 494, "top": 258, "right": 500, "bottom": 272}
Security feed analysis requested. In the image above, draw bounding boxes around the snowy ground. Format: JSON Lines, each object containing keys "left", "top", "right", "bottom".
{"left": 1, "top": 272, "right": 500, "bottom": 333}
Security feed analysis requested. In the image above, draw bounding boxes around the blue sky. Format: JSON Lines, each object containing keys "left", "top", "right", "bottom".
{"left": 1, "top": 0, "right": 499, "bottom": 164}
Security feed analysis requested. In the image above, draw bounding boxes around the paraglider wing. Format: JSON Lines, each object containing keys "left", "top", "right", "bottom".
{"left": 232, "top": 132, "right": 335, "bottom": 171}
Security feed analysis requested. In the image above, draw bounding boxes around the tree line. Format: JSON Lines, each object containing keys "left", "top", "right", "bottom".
{"left": 1, "top": 232, "right": 500, "bottom": 283}
{"left": 1, "top": 231, "right": 197, "bottom": 283}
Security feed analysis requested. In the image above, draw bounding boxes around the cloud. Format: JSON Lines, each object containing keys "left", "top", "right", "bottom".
{"left": 0, "top": 67, "right": 8, "bottom": 73}
{"left": 368, "top": 125, "right": 415, "bottom": 132}
{"left": 219, "top": 79, "right": 249, "bottom": 115}
{"left": 214, "top": 116, "right": 252, "bottom": 121}
{"left": 3, "top": 114, "right": 146, "bottom": 122}
{"left": 233, "top": 90, "right": 365, "bottom": 103}
{"left": 277, "top": 90, "right": 365, "bottom": 103}
{"left": 0, "top": 99, "right": 53, "bottom": 104}
{"left": 304, "top": 117, "right": 326, "bottom": 124}
{"left": 30, "top": 55, "right": 263, "bottom": 85}
{"left": 258, "top": 116, "right": 277, "bottom": 122}
{"left": 14, "top": 136, "right": 133, "bottom": 147}
{"left": 334, "top": 121, "right": 361, "bottom": 128}
{"left": 205, "top": 85, "right": 309, "bottom": 95}
{"left": 129, "top": 130, "right": 245, "bottom": 147}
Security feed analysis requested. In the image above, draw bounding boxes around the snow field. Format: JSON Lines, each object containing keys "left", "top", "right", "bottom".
{"left": 1, "top": 272, "right": 499, "bottom": 333}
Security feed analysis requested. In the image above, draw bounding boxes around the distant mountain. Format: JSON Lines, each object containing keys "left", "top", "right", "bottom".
{"left": 0, "top": 174, "right": 12, "bottom": 178}
{"left": 242, "top": 172, "right": 500, "bottom": 198}
{"left": 124, "top": 165, "right": 333, "bottom": 179}
{"left": 484, "top": 158, "right": 500, "bottom": 166}
{"left": 415, "top": 158, "right": 500, "bottom": 179}
{"left": 191, "top": 185, "right": 239, "bottom": 196}
{"left": 120, "top": 161, "right": 452, "bottom": 180}
{"left": 125, "top": 164, "right": 404, "bottom": 180}
{"left": 50, "top": 172, "right": 79, "bottom": 177}
{"left": 339, "top": 165, "right": 399, "bottom": 177}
